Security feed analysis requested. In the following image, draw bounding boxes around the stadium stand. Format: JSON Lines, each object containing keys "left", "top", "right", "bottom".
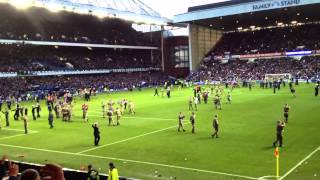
{"left": 208, "top": 23, "right": 320, "bottom": 55}
{"left": 0, "top": 3, "right": 157, "bottom": 46}
{"left": 0, "top": 72, "right": 167, "bottom": 100}
{"left": 190, "top": 56, "right": 320, "bottom": 82}
{"left": 0, "top": 45, "right": 161, "bottom": 72}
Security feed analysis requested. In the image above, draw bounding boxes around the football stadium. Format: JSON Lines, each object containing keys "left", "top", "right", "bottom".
{"left": 0, "top": 0, "right": 320, "bottom": 179}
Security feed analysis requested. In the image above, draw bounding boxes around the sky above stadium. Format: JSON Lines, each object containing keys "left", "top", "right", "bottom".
{"left": 142, "top": 0, "right": 228, "bottom": 19}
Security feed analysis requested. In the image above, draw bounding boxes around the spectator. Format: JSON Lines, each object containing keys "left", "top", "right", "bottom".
{"left": 107, "top": 162, "right": 119, "bottom": 180}
{"left": 87, "top": 164, "right": 99, "bottom": 180}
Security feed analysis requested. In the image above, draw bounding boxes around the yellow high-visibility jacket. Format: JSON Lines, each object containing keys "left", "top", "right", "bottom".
{"left": 107, "top": 168, "right": 119, "bottom": 180}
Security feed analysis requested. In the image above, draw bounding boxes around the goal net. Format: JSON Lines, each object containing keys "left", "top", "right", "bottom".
{"left": 264, "top": 73, "right": 292, "bottom": 81}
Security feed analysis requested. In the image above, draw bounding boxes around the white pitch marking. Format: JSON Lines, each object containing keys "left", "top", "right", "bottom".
{"left": 0, "top": 143, "right": 258, "bottom": 180}
{"left": 77, "top": 123, "right": 188, "bottom": 154}
{"left": 2, "top": 128, "right": 38, "bottom": 133}
{"left": 258, "top": 175, "right": 277, "bottom": 180}
{"left": 0, "top": 131, "right": 38, "bottom": 140}
{"left": 279, "top": 146, "right": 320, "bottom": 180}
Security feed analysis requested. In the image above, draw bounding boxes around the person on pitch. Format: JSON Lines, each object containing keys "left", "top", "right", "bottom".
{"left": 211, "top": 115, "right": 219, "bottom": 138}
{"left": 283, "top": 104, "right": 290, "bottom": 123}
{"left": 92, "top": 123, "right": 100, "bottom": 146}
{"left": 178, "top": 112, "right": 186, "bottom": 132}
{"left": 190, "top": 112, "right": 196, "bottom": 134}
{"left": 273, "top": 120, "right": 286, "bottom": 147}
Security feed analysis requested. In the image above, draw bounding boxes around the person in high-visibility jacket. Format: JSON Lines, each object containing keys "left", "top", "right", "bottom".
{"left": 107, "top": 162, "right": 119, "bottom": 180}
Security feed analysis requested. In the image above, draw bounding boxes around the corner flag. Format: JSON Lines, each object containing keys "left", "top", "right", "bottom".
{"left": 274, "top": 147, "right": 280, "bottom": 179}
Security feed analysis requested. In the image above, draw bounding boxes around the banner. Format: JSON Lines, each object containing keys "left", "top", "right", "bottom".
{"left": 252, "top": 0, "right": 301, "bottom": 11}
{"left": 239, "top": 53, "right": 282, "bottom": 59}
{"left": 285, "top": 50, "right": 312, "bottom": 56}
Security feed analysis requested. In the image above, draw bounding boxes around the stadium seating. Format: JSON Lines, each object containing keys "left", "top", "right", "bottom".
{"left": 209, "top": 23, "right": 320, "bottom": 56}
{"left": 0, "top": 45, "right": 161, "bottom": 72}
{"left": 0, "top": 3, "right": 157, "bottom": 46}
{"left": 190, "top": 56, "right": 320, "bottom": 82}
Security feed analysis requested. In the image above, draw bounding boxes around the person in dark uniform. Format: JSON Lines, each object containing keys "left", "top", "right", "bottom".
{"left": 290, "top": 87, "right": 296, "bottom": 97}
{"left": 0, "top": 97, "right": 3, "bottom": 111}
{"left": 203, "top": 91, "right": 209, "bottom": 104}
{"left": 48, "top": 110, "right": 54, "bottom": 129}
{"left": 107, "top": 110, "right": 113, "bottom": 126}
{"left": 154, "top": 87, "right": 159, "bottom": 96}
{"left": 273, "top": 80, "right": 277, "bottom": 94}
{"left": 166, "top": 86, "right": 171, "bottom": 98}
{"left": 178, "top": 112, "right": 186, "bottom": 132}
{"left": 13, "top": 104, "right": 20, "bottom": 121}
{"left": 32, "top": 105, "right": 37, "bottom": 120}
{"left": 123, "top": 99, "right": 127, "bottom": 110}
{"left": 248, "top": 82, "right": 252, "bottom": 91}
{"left": 283, "top": 104, "right": 290, "bottom": 123}
{"left": 2, "top": 108, "right": 9, "bottom": 127}
{"left": 92, "top": 123, "right": 100, "bottom": 146}
{"left": 190, "top": 112, "right": 196, "bottom": 134}
{"left": 36, "top": 103, "right": 41, "bottom": 118}
{"left": 315, "top": 82, "right": 319, "bottom": 97}
{"left": 273, "top": 120, "right": 285, "bottom": 147}
{"left": 289, "top": 81, "right": 293, "bottom": 90}
{"left": 211, "top": 115, "right": 219, "bottom": 138}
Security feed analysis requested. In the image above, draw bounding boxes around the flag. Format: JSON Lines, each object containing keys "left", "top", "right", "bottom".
{"left": 274, "top": 147, "right": 279, "bottom": 157}
{"left": 275, "top": 147, "right": 280, "bottom": 179}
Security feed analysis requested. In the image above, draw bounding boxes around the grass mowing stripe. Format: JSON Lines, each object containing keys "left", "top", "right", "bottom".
{"left": 82, "top": 110, "right": 177, "bottom": 121}
{"left": 87, "top": 114, "right": 176, "bottom": 121}
{"left": 77, "top": 123, "right": 189, "bottom": 154}
{"left": 279, "top": 146, "right": 320, "bottom": 180}
{"left": 0, "top": 143, "right": 259, "bottom": 180}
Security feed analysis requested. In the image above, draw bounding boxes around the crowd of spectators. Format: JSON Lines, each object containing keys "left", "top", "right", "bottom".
{"left": 0, "top": 155, "right": 121, "bottom": 180}
{"left": 211, "top": 23, "right": 320, "bottom": 55}
{"left": 0, "top": 45, "right": 161, "bottom": 72}
{"left": 0, "top": 72, "right": 167, "bottom": 100}
{"left": 190, "top": 56, "right": 320, "bottom": 82}
{"left": 0, "top": 3, "right": 159, "bottom": 46}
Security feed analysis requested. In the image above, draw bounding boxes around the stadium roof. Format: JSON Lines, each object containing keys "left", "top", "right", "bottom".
{"left": 174, "top": 0, "right": 320, "bottom": 31}
{"left": 1, "top": 0, "right": 170, "bottom": 25}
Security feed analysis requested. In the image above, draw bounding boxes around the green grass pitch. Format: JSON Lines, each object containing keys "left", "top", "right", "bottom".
{"left": 0, "top": 84, "right": 319, "bottom": 180}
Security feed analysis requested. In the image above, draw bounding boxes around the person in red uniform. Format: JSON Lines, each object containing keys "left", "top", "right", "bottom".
{"left": 82, "top": 103, "right": 89, "bottom": 122}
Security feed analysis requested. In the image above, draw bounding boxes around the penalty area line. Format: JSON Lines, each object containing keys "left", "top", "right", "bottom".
{"left": 77, "top": 123, "right": 188, "bottom": 154}
{"left": 279, "top": 146, "right": 320, "bottom": 180}
{"left": 0, "top": 143, "right": 259, "bottom": 180}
